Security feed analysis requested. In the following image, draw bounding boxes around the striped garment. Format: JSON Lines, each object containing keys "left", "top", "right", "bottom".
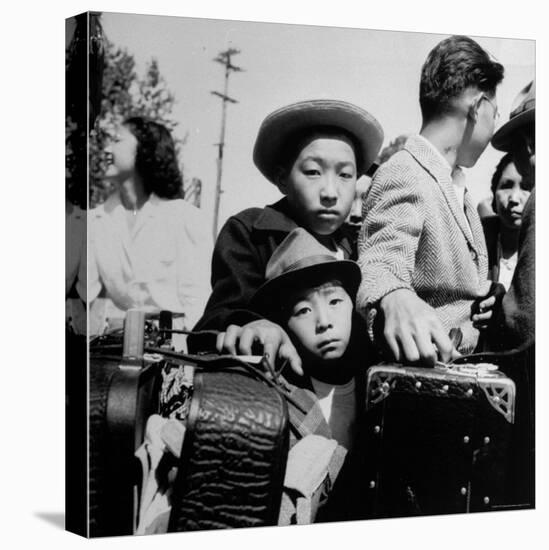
{"left": 356, "top": 135, "right": 491, "bottom": 354}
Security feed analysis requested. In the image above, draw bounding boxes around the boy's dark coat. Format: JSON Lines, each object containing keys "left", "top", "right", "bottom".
{"left": 192, "top": 198, "right": 355, "bottom": 335}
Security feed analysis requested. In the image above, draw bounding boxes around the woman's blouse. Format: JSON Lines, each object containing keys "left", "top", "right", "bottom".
{"left": 89, "top": 192, "right": 212, "bottom": 330}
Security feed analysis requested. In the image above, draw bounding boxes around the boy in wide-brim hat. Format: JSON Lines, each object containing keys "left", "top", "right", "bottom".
{"left": 191, "top": 99, "right": 383, "bottom": 372}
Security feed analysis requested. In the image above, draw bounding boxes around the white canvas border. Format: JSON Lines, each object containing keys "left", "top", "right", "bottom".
{"left": 2, "top": 1, "right": 546, "bottom": 549}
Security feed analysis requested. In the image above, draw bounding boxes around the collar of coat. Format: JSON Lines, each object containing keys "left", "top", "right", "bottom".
{"left": 404, "top": 135, "right": 485, "bottom": 256}
{"left": 252, "top": 197, "right": 356, "bottom": 260}
{"left": 405, "top": 134, "right": 454, "bottom": 188}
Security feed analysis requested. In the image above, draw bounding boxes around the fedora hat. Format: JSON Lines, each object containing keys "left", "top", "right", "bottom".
{"left": 253, "top": 99, "right": 384, "bottom": 184}
{"left": 492, "top": 80, "right": 535, "bottom": 152}
{"left": 250, "top": 227, "right": 361, "bottom": 316}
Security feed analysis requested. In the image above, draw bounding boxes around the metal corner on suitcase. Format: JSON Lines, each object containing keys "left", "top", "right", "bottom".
{"left": 476, "top": 370, "right": 516, "bottom": 424}
{"left": 365, "top": 362, "right": 516, "bottom": 424}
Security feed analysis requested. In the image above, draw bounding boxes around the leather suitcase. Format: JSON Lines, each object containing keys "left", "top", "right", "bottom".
{"left": 453, "top": 345, "right": 535, "bottom": 508}
{"left": 89, "top": 311, "right": 162, "bottom": 537}
{"left": 168, "top": 364, "right": 289, "bottom": 531}
{"left": 362, "top": 362, "right": 516, "bottom": 518}
{"left": 89, "top": 311, "right": 289, "bottom": 535}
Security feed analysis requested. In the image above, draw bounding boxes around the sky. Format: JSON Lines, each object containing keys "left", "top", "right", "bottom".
{"left": 98, "top": 13, "right": 535, "bottom": 236}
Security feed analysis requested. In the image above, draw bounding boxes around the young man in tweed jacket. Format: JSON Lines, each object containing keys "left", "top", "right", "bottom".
{"left": 356, "top": 36, "right": 504, "bottom": 365}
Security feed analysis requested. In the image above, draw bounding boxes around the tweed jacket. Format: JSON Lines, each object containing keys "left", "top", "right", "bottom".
{"left": 481, "top": 215, "right": 502, "bottom": 283}
{"left": 356, "top": 135, "right": 491, "bottom": 353}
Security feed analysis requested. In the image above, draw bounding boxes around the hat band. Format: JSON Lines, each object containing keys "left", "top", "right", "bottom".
{"left": 272, "top": 254, "right": 337, "bottom": 279}
{"left": 510, "top": 97, "right": 535, "bottom": 118}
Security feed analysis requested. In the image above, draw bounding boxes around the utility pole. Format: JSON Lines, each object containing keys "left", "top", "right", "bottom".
{"left": 211, "top": 47, "right": 243, "bottom": 239}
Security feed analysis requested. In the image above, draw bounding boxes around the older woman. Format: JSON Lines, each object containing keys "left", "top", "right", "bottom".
{"left": 482, "top": 153, "right": 533, "bottom": 290}
{"left": 89, "top": 117, "right": 212, "bottom": 346}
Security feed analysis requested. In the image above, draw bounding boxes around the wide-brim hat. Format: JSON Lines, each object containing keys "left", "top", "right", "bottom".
{"left": 492, "top": 81, "right": 535, "bottom": 152}
{"left": 253, "top": 99, "right": 384, "bottom": 184}
{"left": 250, "top": 228, "right": 361, "bottom": 316}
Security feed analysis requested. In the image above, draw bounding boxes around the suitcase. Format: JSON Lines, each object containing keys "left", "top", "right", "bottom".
{"left": 453, "top": 344, "right": 535, "bottom": 508}
{"left": 168, "top": 364, "right": 289, "bottom": 531}
{"left": 89, "top": 311, "right": 162, "bottom": 537}
{"left": 362, "top": 362, "right": 516, "bottom": 518}
{"left": 89, "top": 311, "right": 289, "bottom": 535}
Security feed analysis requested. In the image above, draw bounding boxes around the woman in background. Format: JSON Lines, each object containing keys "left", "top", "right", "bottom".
{"left": 89, "top": 116, "right": 212, "bottom": 348}
{"left": 482, "top": 153, "right": 533, "bottom": 290}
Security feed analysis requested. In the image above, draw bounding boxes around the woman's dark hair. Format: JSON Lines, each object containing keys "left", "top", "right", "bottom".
{"left": 420, "top": 35, "right": 504, "bottom": 122}
{"left": 490, "top": 153, "right": 515, "bottom": 212}
{"left": 124, "top": 117, "right": 184, "bottom": 199}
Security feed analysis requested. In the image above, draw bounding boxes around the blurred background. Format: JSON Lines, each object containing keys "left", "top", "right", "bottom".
{"left": 66, "top": 13, "right": 535, "bottom": 238}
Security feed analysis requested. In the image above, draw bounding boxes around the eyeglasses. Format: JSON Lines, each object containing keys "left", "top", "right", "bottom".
{"left": 481, "top": 94, "right": 500, "bottom": 121}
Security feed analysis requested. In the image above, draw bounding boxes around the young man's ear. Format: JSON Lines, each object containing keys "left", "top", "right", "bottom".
{"left": 467, "top": 101, "right": 479, "bottom": 122}
{"left": 467, "top": 93, "right": 483, "bottom": 122}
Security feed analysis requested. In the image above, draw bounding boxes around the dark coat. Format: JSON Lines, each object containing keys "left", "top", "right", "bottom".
{"left": 489, "top": 189, "right": 535, "bottom": 350}
{"left": 481, "top": 215, "right": 501, "bottom": 283}
{"left": 192, "top": 198, "right": 356, "bottom": 335}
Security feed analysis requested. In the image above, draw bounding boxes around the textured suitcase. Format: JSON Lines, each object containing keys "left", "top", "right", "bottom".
{"left": 167, "top": 362, "right": 289, "bottom": 531}
{"left": 362, "top": 362, "right": 516, "bottom": 518}
{"left": 453, "top": 345, "right": 535, "bottom": 508}
{"left": 89, "top": 311, "right": 162, "bottom": 537}
{"left": 89, "top": 311, "right": 290, "bottom": 534}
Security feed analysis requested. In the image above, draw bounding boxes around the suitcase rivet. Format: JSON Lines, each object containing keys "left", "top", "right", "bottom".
{"left": 442, "top": 384, "right": 449, "bottom": 392}
{"left": 369, "top": 481, "right": 376, "bottom": 489}
{"left": 484, "top": 496, "right": 490, "bottom": 505}
{"left": 382, "top": 382, "right": 390, "bottom": 392}
{"left": 374, "top": 425, "right": 381, "bottom": 434}
{"left": 460, "top": 487, "right": 467, "bottom": 496}
{"left": 415, "top": 381, "right": 422, "bottom": 389}
{"left": 463, "top": 436, "right": 470, "bottom": 444}
{"left": 493, "top": 396, "right": 501, "bottom": 403}
{"left": 484, "top": 436, "right": 490, "bottom": 445}
{"left": 466, "top": 388, "right": 474, "bottom": 397}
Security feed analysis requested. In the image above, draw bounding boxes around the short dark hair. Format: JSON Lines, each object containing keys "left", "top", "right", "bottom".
{"left": 268, "top": 274, "right": 356, "bottom": 328}
{"left": 490, "top": 153, "right": 515, "bottom": 211}
{"left": 277, "top": 126, "right": 362, "bottom": 178}
{"left": 420, "top": 35, "right": 504, "bottom": 122}
{"left": 124, "top": 117, "right": 184, "bottom": 199}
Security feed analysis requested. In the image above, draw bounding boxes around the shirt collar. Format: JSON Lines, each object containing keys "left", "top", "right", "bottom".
{"left": 95, "top": 192, "right": 163, "bottom": 218}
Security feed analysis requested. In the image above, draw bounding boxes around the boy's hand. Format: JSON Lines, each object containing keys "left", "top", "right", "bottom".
{"left": 379, "top": 288, "right": 459, "bottom": 366}
{"left": 216, "top": 320, "right": 303, "bottom": 375}
{"left": 471, "top": 282, "right": 505, "bottom": 330}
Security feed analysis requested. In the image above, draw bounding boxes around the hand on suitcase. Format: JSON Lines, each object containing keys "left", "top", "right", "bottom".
{"left": 379, "top": 288, "right": 460, "bottom": 366}
{"left": 216, "top": 319, "right": 304, "bottom": 375}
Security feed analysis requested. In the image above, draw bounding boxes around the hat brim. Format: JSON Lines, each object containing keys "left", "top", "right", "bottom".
{"left": 491, "top": 108, "right": 535, "bottom": 152}
{"left": 253, "top": 100, "right": 384, "bottom": 183}
{"left": 250, "top": 259, "right": 361, "bottom": 318}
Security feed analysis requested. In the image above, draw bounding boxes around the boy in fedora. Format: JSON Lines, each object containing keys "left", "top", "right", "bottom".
{"left": 247, "top": 227, "right": 366, "bottom": 523}
{"left": 191, "top": 99, "right": 383, "bottom": 373}
{"left": 356, "top": 35, "right": 504, "bottom": 365}
{"left": 489, "top": 80, "right": 535, "bottom": 349}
